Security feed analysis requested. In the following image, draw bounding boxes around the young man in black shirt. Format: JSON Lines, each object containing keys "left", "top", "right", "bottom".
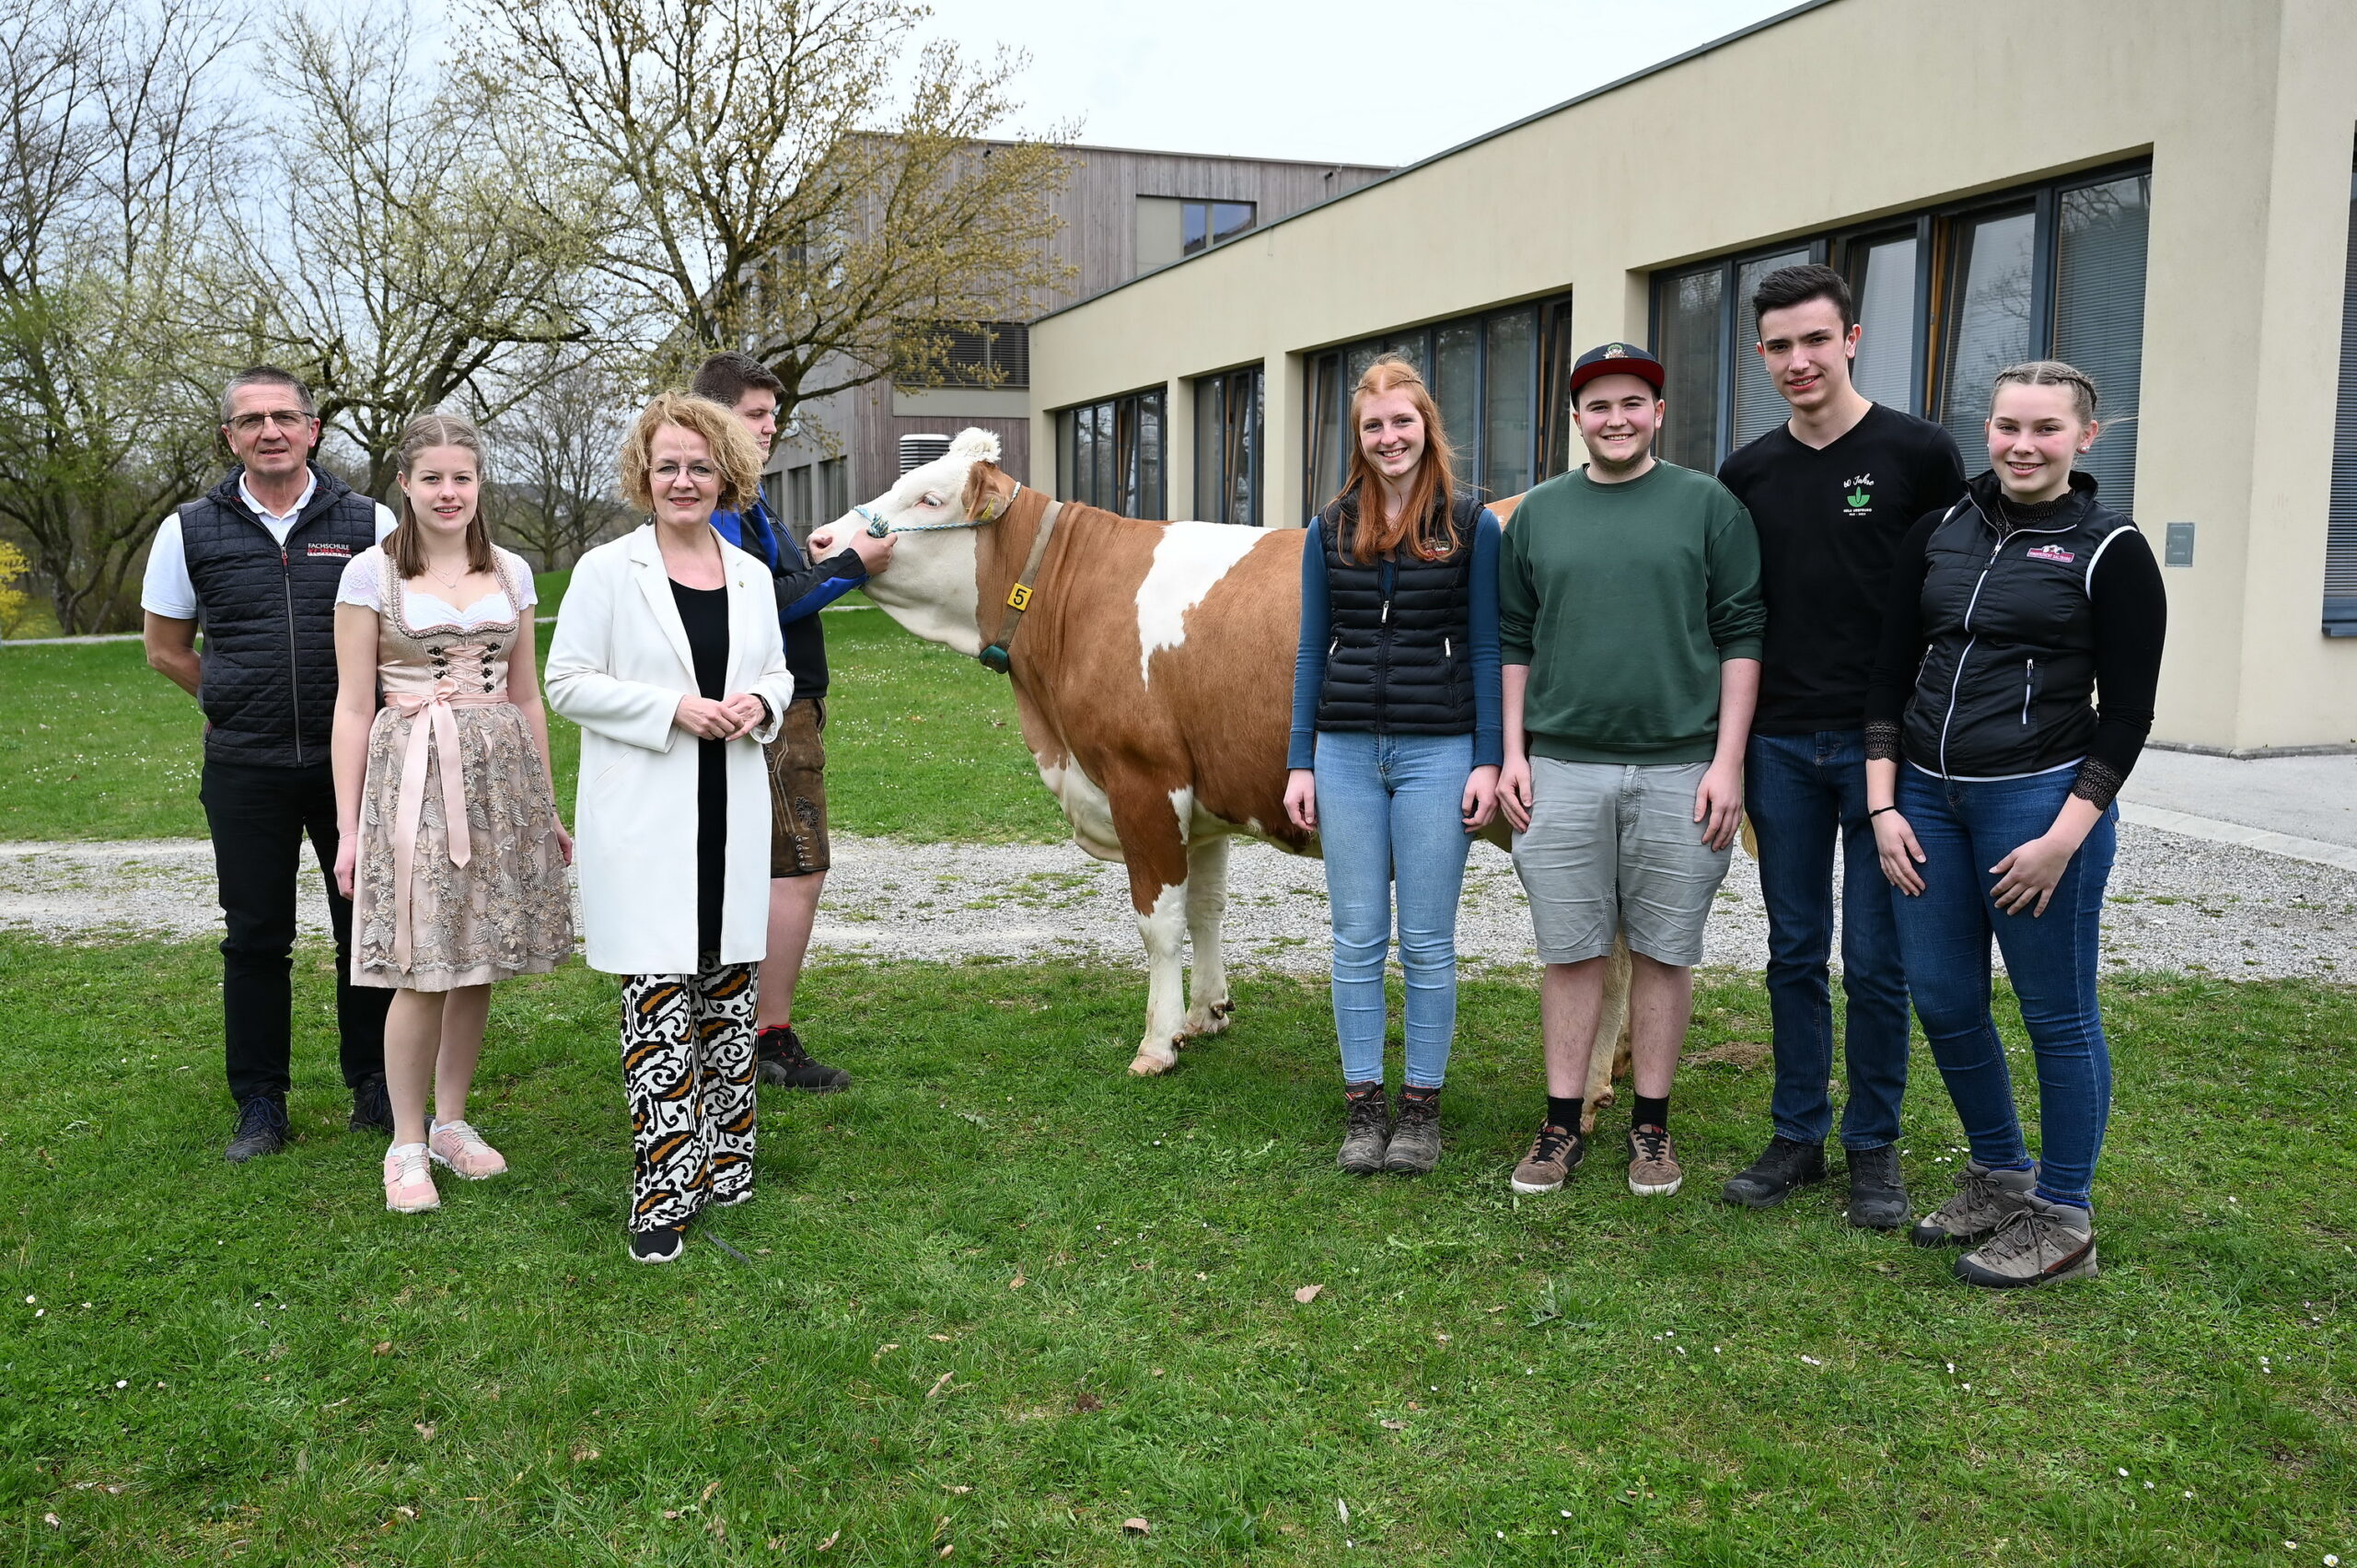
{"left": 1714, "top": 265, "right": 1966, "bottom": 1227}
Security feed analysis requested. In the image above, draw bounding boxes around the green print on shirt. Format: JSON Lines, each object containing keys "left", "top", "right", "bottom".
{"left": 1843, "top": 473, "right": 1875, "bottom": 516}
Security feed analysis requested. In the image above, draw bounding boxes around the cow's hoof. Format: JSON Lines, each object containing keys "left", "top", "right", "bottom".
{"left": 1128, "top": 1051, "right": 1178, "bottom": 1076}
{"left": 1182, "top": 1000, "right": 1234, "bottom": 1038}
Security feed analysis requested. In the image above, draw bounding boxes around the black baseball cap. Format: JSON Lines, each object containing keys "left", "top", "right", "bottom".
{"left": 1568, "top": 342, "right": 1666, "bottom": 395}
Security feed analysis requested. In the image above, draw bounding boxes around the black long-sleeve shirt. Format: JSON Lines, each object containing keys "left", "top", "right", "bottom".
{"left": 1864, "top": 494, "right": 2166, "bottom": 810}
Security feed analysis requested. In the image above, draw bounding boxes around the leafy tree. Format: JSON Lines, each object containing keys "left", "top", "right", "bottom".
{"left": 482, "top": 348, "right": 635, "bottom": 571}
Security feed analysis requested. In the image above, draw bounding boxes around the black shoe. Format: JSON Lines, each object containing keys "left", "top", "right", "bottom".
{"left": 225, "top": 1097, "right": 290, "bottom": 1163}
{"left": 1720, "top": 1135, "right": 1827, "bottom": 1208}
{"left": 348, "top": 1073, "right": 394, "bottom": 1135}
{"left": 1336, "top": 1084, "right": 1391, "bottom": 1175}
{"left": 630, "top": 1225, "right": 688, "bottom": 1264}
{"left": 752, "top": 1026, "right": 851, "bottom": 1092}
{"left": 1844, "top": 1143, "right": 1910, "bottom": 1230}
{"left": 1383, "top": 1089, "right": 1442, "bottom": 1175}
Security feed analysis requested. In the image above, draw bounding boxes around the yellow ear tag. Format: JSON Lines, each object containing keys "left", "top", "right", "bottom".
{"left": 978, "top": 494, "right": 1006, "bottom": 521}
{"left": 1005, "top": 583, "right": 1032, "bottom": 611}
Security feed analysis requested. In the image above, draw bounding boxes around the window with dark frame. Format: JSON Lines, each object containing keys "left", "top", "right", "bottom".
{"left": 787, "top": 466, "right": 814, "bottom": 531}
{"left": 2327, "top": 154, "right": 2357, "bottom": 635}
{"left": 1195, "top": 366, "right": 1263, "bottom": 527}
{"left": 1181, "top": 200, "right": 1256, "bottom": 257}
{"left": 1649, "top": 162, "right": 2152, "bottom": 514}
{"left": 898, "top": 321, "right": 1030, "bottom": 389}
{"left": 1055, "top": 388, "right": 1167, "bottom": 518}
{"left": 1303, "top": 295, "right": 1575, "bottom": 514}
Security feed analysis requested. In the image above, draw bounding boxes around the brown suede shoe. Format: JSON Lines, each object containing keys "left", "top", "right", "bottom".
{"left": 1510, "top": 1120, "right": 1585, "bottom": 1194}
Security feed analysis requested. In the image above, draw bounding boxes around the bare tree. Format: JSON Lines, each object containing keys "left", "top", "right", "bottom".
{"left": 219, "top": 11, "right": 604, "bottom": 496}
{"left": 460, "top": 0, "right": 1072, "bottom": 416}
{"left": 0, "top": 0, "right": 242, "bottom": 633}
{"left": 482, "top": 347, "right": 634, "bottom": 571}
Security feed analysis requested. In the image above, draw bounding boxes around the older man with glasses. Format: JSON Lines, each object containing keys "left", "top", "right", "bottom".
{"left": 142, "top": 366, "right": 401, "bottom": 1162}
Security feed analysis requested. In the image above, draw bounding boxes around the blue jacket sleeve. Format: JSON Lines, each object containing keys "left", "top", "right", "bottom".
{"left": 1470, "top": 511, "right": 1504, "bottom": 768}
{"left": 1287, "top": 518, "right": 1330, "bottom": 771}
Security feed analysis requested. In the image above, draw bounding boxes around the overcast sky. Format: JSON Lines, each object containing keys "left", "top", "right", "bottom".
{"left": 911, "top": 0, "right": 1799, "bottom": 168}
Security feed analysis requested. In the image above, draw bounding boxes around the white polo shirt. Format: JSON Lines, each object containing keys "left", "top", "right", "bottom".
{"left": 141, "top": 474, "right": 398, "bottom": 621}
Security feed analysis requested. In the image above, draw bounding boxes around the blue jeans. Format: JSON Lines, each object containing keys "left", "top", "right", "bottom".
{"left": 1891, "top": 764, "right": 2117, "bottom": 1209}
{"left": 1313, "top": 730, "right": 1476, "bottom": 1088}
{"left": 1745, "top": 732, "right": 1911, "bottom": 1150}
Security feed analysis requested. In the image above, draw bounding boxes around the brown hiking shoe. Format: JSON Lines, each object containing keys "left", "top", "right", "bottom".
{"left": 1626, "top": 1124, "right": 1683, "bottom": 1197}
{"left": 1382, "top": 1089, "right": 1442, "bottom": 1175}
{"left": 1954, "top": 1196, "right": 2098, "bottom": 1288}
{"left": 1336, "top": 1085, "right": 1390, "bottom": 1176}
{"left": 1510, "top": 1120, "right": 1585, "bottom": 1194}
{"left": 1910, "top": 1160, "right": 2037, "bottom": 1248}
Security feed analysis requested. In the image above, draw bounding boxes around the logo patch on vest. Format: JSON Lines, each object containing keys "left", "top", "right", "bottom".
{"left": 306, "top": 543, "right": 352, "bottom": 559}
{"left": 2026, "top": 544, "right": 2075, "bottom": 564}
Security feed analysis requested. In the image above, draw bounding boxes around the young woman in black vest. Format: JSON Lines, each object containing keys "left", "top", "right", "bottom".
{"left": 1283, "top": 356, "right": 1503, "bottom": 1176}
{"left": 1865, "top": 360, "right": 2166, "bottom": 1288}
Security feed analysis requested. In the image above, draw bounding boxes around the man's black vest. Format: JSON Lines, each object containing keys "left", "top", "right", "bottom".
{"left": 180, "top": 464, "right": 380, "bottom": 767}
{"left": 1902, "top": 470, "right": 2139, "bottom": 780}
{"left": 1314, "top": 491, "right": 1484, "bottom": 737}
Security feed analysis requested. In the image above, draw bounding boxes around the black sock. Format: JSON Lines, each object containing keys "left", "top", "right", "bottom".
{"left": 1631, "top": 1094, "right": 1669, "bottom": 1132}
{"left": 1345, "top": 1079, "right": 1385, "bottom": 1101}
{"left": 1546, "top": 1095, "right": 1584, "bottom": 1132}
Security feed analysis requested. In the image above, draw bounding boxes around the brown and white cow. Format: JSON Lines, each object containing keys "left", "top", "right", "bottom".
{"left": 823, "top": 429, "right": 1629, "bottom": 1114}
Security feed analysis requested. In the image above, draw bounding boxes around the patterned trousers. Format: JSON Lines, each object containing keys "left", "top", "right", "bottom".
{"left": 619, "top": 959, "right": 758, "bottom": 1228}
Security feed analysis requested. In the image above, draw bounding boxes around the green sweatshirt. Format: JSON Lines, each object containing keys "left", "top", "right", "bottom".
{"left": 1499, "top": 460, "right": 1766, "bottom": 765}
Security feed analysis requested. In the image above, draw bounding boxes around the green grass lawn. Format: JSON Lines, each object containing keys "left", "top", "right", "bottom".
{"left": 0, "top": 609, "right": 1065, "bottom": 844}
{"left": 3, "top": 936, "right": 2351, "bottom": 1563}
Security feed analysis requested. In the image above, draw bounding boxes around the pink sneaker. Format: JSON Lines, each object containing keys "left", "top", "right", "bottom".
{"left": 428, "top": 1120, "right": 507, "bottom": 1179}
{"left": 383, "top": 1143, "right": 440, "bottom": 1213}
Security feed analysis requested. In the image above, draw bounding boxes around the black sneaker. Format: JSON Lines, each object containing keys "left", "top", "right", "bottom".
{"left": 1383, "top": 1089, "right": 1442, "bottom": 1175}
{"left": 1844, "top": 1143, "right": 1910, "bottom": 1231}
{"left": 630, "top": 1225, "right": 687, "bottom": 1264}
{"left": 1336, "top": 1084, "right": 1390, "bottom": 1175}
{"left": 348, "top": 1072, "right": 395, "bottom": 1135}
{"left": 753, "top": 1026, "right": 851, "bottom": 1092}
{"left": 1721, "top": 1135, "right": 1827, "bottom": 1208}
{"left": 225, "top": 1096, "right": 290, "bottom": 1163}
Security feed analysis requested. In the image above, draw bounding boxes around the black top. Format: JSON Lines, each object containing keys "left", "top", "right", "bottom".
{"left": 670, "top": 581, "right": 731, "bottom": 960}
{"left": 179, "top": 463, "right": 383, "bottom": 767}
{"left": 1864, "top": 471, "right": 2165, "bottom": 810}
{"left": 1717, "top": 403, "right": 1967, "bottom": 734}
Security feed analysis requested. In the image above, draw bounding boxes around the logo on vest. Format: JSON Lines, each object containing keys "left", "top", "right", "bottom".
{"left": 2026, "top": 544, "right": 2076, "bottom": 564}
{"left": 306, "top": 543, "right": 353, "bottom": 559}
{"left": 1841, "top": 474, "right": 1874, "bottom": 517}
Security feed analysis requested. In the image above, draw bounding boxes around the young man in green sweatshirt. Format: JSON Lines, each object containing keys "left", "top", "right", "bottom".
{"left": 1499, "top": 343, "right": 1765, "bottom": 1200}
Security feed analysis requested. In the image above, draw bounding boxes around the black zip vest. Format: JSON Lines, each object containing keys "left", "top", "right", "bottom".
{"left": 1314, "top": 492, "right": 1482, "bottom": 737}
{"left": 1902, "top": 471, "right": 2139, "bottom": 779}
{"left": 180, "top": 465, "right": 381, "bottom": 767}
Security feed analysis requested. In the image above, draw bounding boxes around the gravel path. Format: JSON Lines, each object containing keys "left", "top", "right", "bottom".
{"left": 2, "top": 824, "right": 2349, "bottom": 981}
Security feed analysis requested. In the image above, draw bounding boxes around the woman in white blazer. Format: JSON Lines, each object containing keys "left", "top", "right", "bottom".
{"left": 546, "top": 391, "right": 795, "bottom": 1264}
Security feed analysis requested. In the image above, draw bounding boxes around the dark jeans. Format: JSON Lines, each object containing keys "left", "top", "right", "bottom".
{"left": 1891, "top": 764, "right": 2116, "bottom": 1209}
{"left": 1745, "top": 731, "right": 1910, "bottom": 1150}
{"left": 200, "top": 758, "right": 389, "bottom": 1105}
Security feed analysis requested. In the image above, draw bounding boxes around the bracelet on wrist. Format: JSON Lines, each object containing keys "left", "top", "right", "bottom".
{"left": 1869, "top": 806, "right": 1899, "bottom": 819}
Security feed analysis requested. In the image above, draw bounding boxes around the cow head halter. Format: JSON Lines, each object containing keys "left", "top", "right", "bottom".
{"left": 851, "top": 481, "right": 1062, "bottom": 677}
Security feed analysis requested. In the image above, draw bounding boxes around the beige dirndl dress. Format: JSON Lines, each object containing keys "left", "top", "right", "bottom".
{"left": 342, "top": 546, "right": 575, "bottom": 991}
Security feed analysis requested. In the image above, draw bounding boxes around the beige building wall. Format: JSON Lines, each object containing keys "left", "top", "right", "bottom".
{"left": 1028, "top": 0, "right": 2357, "bottom": 754}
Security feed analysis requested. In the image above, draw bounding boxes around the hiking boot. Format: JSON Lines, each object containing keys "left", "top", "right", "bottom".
{"left": 1510, "top": 1120, "right": 1585, "bottom": 1194}
{"left": 1337, "top": 1084, "right": 1390, "bottom": 1175}
{"left": 630, "top": 1224, "right": 687, "bottom": 1264}
{"left": 1910, "top": 1159, "right": 2037, "bottom": 1248}
{"left": 1626, "top": 1124, "right": 1684, "bottom": 1198}
{"left": 224, "top": 1096, "right": 289, "bottom": 1163}
{"left": 1721, "top": 1135, "right": 1827, "bottom": 1208}
{"left": 349, "top": 1073, "right": 395, "bottom": 1135}
{"left": 381, "top": 1143, "right": 440, "bottom": 1214}
{"left": 1844, "top": 1143, "right": 1910, "bottom": 1231}
{"left": 1954, "top": 1196, "right": 2098, "bottom": 1288}
{"left": 753, "top": 1026, "right": 850, "bottom": 1092}
{"left": 1383, "top": 1089, "right": 1442, "bottom": 1175}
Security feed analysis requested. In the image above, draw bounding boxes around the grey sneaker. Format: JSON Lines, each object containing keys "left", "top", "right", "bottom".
{"left": 1844, "top": 1144, "right": 1910, "bottom": 1231}
{"left": 1337, "top": 1085, "right": 1390, "bottom": 1175}
{"left": 1955, "top": 1196, "right": 2098, "bottom": 1288}
{"left": 1510, "top": 1120, "right": 1585, "bottom": 1194}
{"left": 1626, "top": 1124, "right": 1684, "bottom": 1198}
{"left": 1382, "top": 1090, "right": 1441, "bottom": 1175}
{"left": 1910, "top": 1159, "right": 2037, "bottom": 1248}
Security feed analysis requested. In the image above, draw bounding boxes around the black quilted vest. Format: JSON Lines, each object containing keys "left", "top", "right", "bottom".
{"left": 1902, "top": 470, "right": 2140, "bottom": 779}
{"left": 180, "top": 465, "right": 380, "bottom": 767}
{"left": 1314, "top": 491, "right": 1483, "bottom": 736}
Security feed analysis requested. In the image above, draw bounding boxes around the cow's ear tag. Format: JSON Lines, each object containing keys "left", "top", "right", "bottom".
{"left": 977, "top": 493, "right": 1006, "bottom": 521}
